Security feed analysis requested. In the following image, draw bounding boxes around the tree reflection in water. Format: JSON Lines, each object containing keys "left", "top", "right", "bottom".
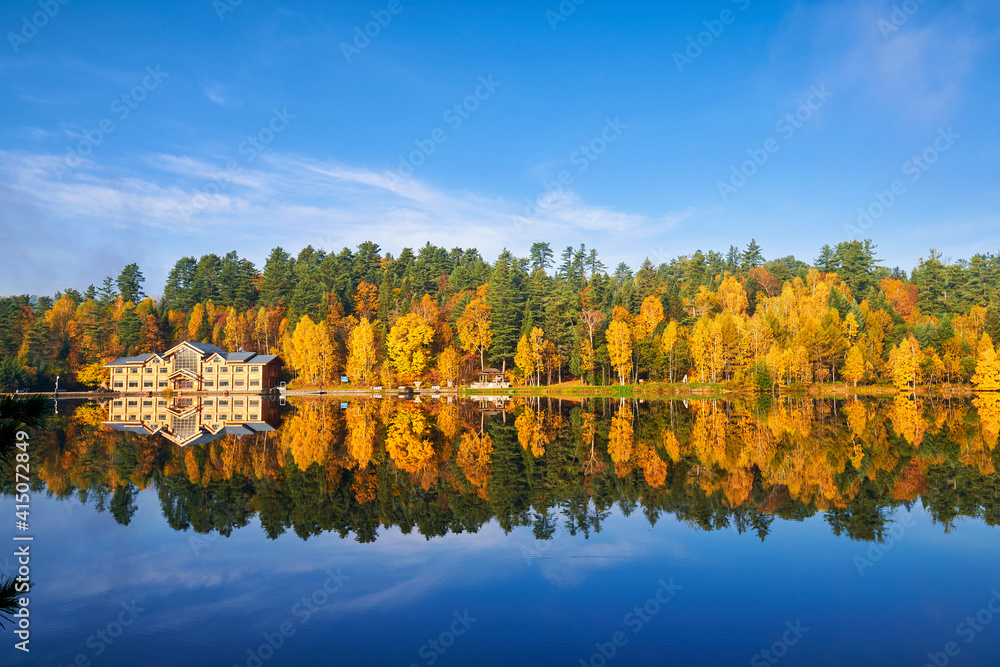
{"left": 10, "top": 395, "right": 1000, "bottom": 546}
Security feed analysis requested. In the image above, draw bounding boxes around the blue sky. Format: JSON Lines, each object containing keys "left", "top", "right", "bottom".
{"left": 1, "top": 0, "right": 998, "bottom": 296}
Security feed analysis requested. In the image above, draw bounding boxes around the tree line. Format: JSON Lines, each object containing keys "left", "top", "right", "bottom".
{"left": 3, "top": 239, "right": 1000, "bottom": 390}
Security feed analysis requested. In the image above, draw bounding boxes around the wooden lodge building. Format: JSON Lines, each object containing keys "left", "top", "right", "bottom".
{"left": 104, "top": 341, "right": 283, "bottom": 393}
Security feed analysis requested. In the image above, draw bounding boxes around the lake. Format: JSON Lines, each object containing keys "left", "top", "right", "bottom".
{"left": 4, "top": 395, "right": 1000, "bottom": 666}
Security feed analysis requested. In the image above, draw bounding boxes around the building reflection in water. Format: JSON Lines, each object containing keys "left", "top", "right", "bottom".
{"left": 102, "top": 395, "right": 283, "bottom": 446}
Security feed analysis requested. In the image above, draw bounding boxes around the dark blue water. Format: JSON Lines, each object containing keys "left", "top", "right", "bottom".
{"left": 8, "top": 491, "right": 1000, "bottom": 666}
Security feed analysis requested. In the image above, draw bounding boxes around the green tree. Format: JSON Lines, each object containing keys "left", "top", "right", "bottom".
{"left": 741, "top": 239, "right": 765, "bottom": 270}
{"left": 116, "top": 263, "right": 145, "bottom": 303}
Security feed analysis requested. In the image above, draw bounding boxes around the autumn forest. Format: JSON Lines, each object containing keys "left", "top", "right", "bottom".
{"left": 3, "top": 239, "right": 1000, "bottom": 392}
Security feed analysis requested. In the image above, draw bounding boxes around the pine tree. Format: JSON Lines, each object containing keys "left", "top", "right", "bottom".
{"left": 741, "top": 239, "right": 765, "bottom": 270}
{"left": 116, "top": 263, "right": 145, "bottom": 303}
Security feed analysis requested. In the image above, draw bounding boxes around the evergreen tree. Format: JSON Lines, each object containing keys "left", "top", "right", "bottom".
{"left": 741, "top": 239, "right": 765, "bottom": 269}
{"left": 163, "top": 257, "right": 198, "bottom": 310}
{"left": 487, "top": 250, "right": 525, "bottom": 367}
{"left": 116, "top": 263, "right": 145, "bottom": 304}
{"left": 260, "top": 247, "right": 295, "bottom": 308}
{"left": 816, "top": 245, "right": 837, "bottom": 272}
{"left": 529, "top": 242, "right": 554, "bottom": 272}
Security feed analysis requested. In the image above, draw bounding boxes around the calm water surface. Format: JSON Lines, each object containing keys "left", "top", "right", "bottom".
{"left": 4, "top": 396, "right": 1000, "bottom": 666}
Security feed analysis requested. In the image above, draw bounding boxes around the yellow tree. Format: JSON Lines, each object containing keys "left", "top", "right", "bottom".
{"left": 346, "top": 401, "right": 378, "bottom": 468}
{"left": 528, "top": 327, "right": 545, "bottom": 386}
{"left": 608, "top": 402, "right": 634, "bottom": 465}
{"left": 456, "top": 296, "right": 493, "bottom": 370}
{"left": 515, "top": 333, "right": 534, "bottom": 385}
{"left": 386, "top": 313, "right": 434, "bottom": 383}
{"left": 843, "top": 345, "right": 866, "bottom": 387}
{"left": 457, "top": 430, "right": 493, "bottom": 499}
{"left": 634, "top": 296, "right": 664, "bottom": 340}
{"left": 385, "top": 404, "right": 433, "bottom": 472}
{"left": 353, "top": 281, "right": 379, "bottom": 321}
{"left": 716, "top": 275, "right": 748, "bottom": 317}
{"left": 289, "top": 316, "right": 334, "bottom": 386}
{"left": 514, "top": 404, "right": 548, "bottom": 457}
{"left": 606, "top": 319, "right": 633, "bottom": 385}
{"left": 346, "top": 318, "right": 379, "bottom": 386}
{"left": 188, "top": 303, "right": 205, "bottom": 341}
{"left": 660, "top": 320, "right": 680, "bottom": 382}
{"left": 579, "top": 337, "right": 596, "bottom": 383}
{"left": 972, "top": 333, "right": 1000, "bottom": 391}
{"left": 437, "top": 346, "right": 462, "bottom": 385}
{"left": 889, "top": 335, "right": 922, "bottom": 391}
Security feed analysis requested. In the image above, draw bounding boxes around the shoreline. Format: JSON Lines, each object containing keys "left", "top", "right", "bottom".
{"left": 3, "top": 382, "right": 982, "bottom": 401}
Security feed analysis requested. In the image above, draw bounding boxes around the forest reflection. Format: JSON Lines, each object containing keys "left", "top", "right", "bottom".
{"left": 17, "top": 395, "right": 1000, "bottom": 544}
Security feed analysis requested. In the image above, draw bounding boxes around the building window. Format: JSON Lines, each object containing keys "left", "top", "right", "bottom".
{"left": 205, "top": 400, "right": 214, "bottom": 406}
{"left": 220, "top": 381, "right": 229, "bottom": 387}
{"left": 249, "top": 414, "right": 258, "bottom": 420}
{"left": 235, "top": 366, "right": 244, "bottom": 373}
{"left": 157, "top": 400, "right": 166, "bottom": 406}
{"left": 235, "top": 400, "right": 244, "bottom": 407}
{"left": 128, "top": 382, "right": 138, "bottom": 388}
{"left": 219, "top": 414, "right": 228, "bottom": 421}
{"left": 175, "top": 347, "right": 199, "bottom": 372}
{"left": 129, "top": 368, "right": 138, "bottom": 374}
{"left": 218, "top": 400, "right": 229, "bottom": 406}
{"left": 250, "top": 380, "right": 260, "bottom": 387}
{"left": 113, "top": 400, "right": 123, "bottom": 407}
{"left": 234, "top": 414, "right": 243, "bottom": 421}
{"left": 113, "top": 382, "right": 123, "bottom": 388}
{"left": 235, "top": 380, "right": 245, "bottom": 387}
{"left": 143, "top": 381, "right": 153, "bottom": 388}
{"left": 113, "top": 415, "right": 122, "bottom": 421}
{"left": 127, "top": 415, "right": 136, "bottom": 420}
{"left": 142, "top": 400, "right": 153, "bottom": 406}
{"left": 205, "top": 381, "right": 214, "bottom": 388}
{"left": 161, "top": 367, "right": 168, "bottom": 373}
{"left": 145, "top": 367, "right": 153, "bottom": 374}
{"left": 114, "top": 368, "right": 123, "bottom": 374}
{"left": 251, "top": 366, "right": 260, "bottom": 373}
{"left": 250, "top": 400, "right": 259, "bottom": 407}
{"left": 220, "top": 367, "right": 229, "bottom": 373}
{"left": 158, "top": 381, "right": 168, "bottom": 388}
{"left": 205, "top": 366, "right": 215, "bottom": 374}
{"left": 143, "top": 415, "right": 151, "bottom": 421}
{"left": 158, "top": 415, "right": 167, "bottom": 421}
{"left": 127, "top": 400, "right": 138, "bottom": 406}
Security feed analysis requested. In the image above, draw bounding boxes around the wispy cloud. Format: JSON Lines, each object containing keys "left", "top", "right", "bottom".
{"left": 202, "top": 83, "right": 233, "bottom": 107}
{"left": 0, "top": 148, "right": 686, "bottom": 293}
{"left": 771, "top": 0, "right": 990, "bottom": 124}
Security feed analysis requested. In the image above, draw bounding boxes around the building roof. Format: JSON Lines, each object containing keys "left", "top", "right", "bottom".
{"left": 182, "top": 341, "right": 227, "bottom": 356}
{"left": 105, "top": 353, "right": 156, "bottom": 367}
{"left": 481, "top": 368, "right": 503, "bottom": 374}
{"left": 104, "top": 342, "right": 281, "bottom": 368}
{"left": 248, "top": 354, "right": 279, "bottom": 364}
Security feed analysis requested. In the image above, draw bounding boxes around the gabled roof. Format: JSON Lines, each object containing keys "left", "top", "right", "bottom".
{"left": 162, "top": 341, "right": 227, "bottom": 359}
{"left": 225, "top": 352, "right": 256, "bottom": 362}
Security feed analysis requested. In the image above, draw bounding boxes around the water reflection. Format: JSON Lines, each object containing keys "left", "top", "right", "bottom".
{"left": 102, "top": 395, "right": 282, "bottom": 446}
{"left": 15, "top": 395, "right": 1000, "bottom": 544}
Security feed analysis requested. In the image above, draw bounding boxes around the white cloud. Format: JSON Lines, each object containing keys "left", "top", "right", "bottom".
{"left": 0, "top": 148, "right": 687, "bottom": 294}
